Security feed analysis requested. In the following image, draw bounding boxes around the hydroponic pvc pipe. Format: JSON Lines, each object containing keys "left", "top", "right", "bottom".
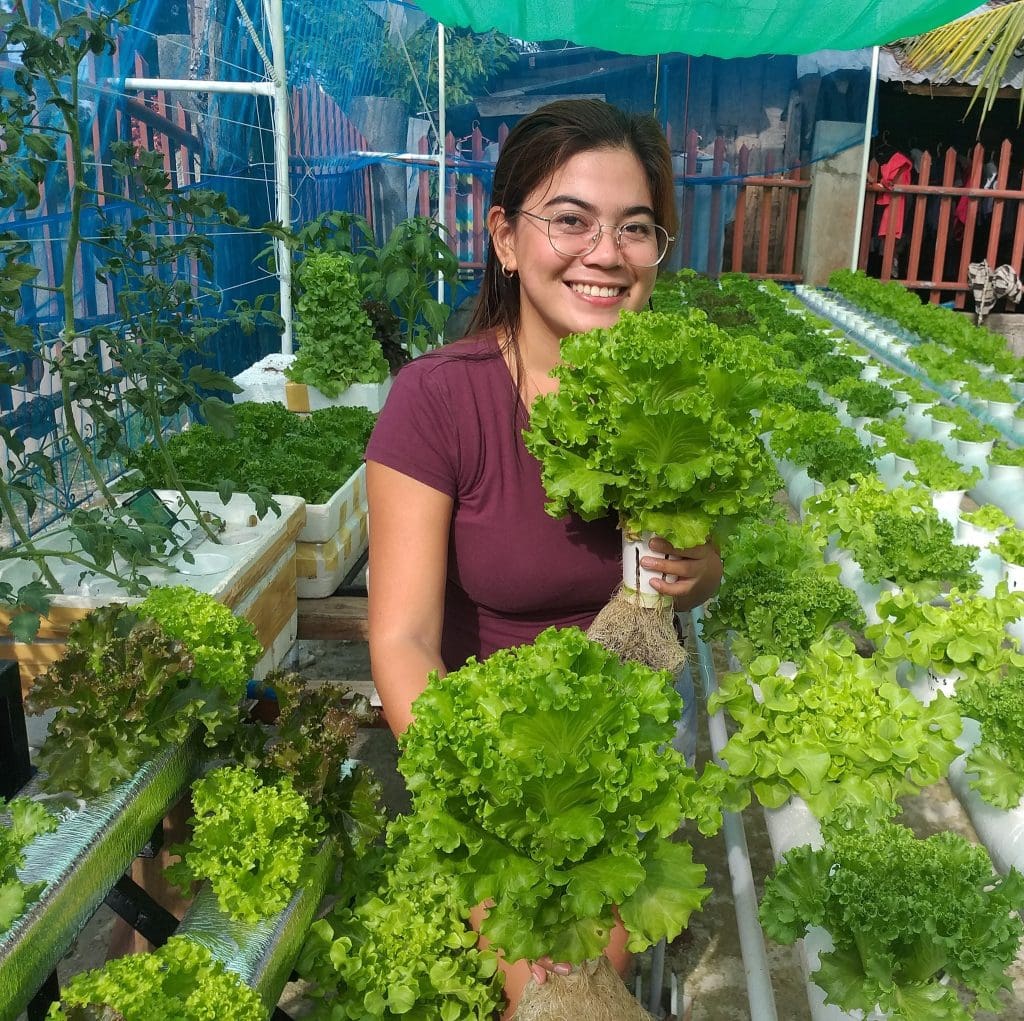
{"left": 177, "top": 835, "right": 336, "bottom": 1012}
{"left": 0, "top": 735, "right": 200, "bottom": 1020}
{"left": 693, "top": 613, "right": 869, "bottom": 1021}
{"left": 689, "top": 607, "right": 779, "bottom": 1021}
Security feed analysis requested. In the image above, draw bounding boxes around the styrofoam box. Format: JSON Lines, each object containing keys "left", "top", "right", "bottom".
{"left": 295, "top": 503, "right": 369, "bottom": 599}
{"left": 231, "top": 352, "right": 392, "bottom": 413}
{"left": 299, "top": 464, "right": 366, "bottom": 544}
{"left": 285, "top": 378, "right": 392, "bottom": 414}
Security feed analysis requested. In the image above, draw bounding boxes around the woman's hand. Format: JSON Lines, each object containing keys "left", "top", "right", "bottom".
{"left": 529, "top": 958, "right": 573, "bottom": 984}
{"left": 641, "top": 536, "right": 723, "bottom": 611}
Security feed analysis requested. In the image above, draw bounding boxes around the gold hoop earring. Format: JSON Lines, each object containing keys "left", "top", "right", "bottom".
{"left": 501, "top": 264, "right": 516, "bottom": 279}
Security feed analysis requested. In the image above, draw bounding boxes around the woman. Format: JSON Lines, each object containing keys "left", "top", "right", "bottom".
{"left": 365, "top": 99, "right": 722, "bottom": 1014}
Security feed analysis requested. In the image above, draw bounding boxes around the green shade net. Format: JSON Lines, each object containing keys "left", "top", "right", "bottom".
{"left": 410, "top": 0, "right": 981, "bottom": 58}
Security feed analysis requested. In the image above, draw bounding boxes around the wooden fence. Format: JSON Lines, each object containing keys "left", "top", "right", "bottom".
{"left": 859, "top": 138, "right": 1024, "bottom": 307}
{"left": 289, "top": 80, "right": 375, "bottom": 226}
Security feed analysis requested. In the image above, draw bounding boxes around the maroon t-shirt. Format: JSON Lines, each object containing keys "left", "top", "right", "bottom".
{"left": 365, "top": 331, "right": 621, "bottom": 669}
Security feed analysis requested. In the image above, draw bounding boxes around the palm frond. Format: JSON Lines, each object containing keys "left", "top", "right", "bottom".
{"left": 902, "top": 1, "right": 1024, "bottom": 124}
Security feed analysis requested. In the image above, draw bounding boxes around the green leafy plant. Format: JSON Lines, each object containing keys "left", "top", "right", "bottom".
{"left": 803, "top": 475, "right": 979, "bottom": 596}
{"left": 0, "top": 798, "right": 57, "bottom": 933}
{"left": 958, "top": 665, "right": 1024, "bottom": 808}
{"left": 951, "top": 417, "right": 1000, "bottom": 443}
{"left": 523, "top": 309, "right": 781, "bottom": 550}
{"left": 136, "top": 586, "right": 262, "bottom": 703}
{"left": 0, "top": 0, "right": 277, "bottom": 640}
{"left": 397, "top": 626, "right": 718, "bottom": 965}
{"left": 708, "top": 632, "right": 963, "bottom": 825}
{"left": 234, "top": 670, "right": 384, "bottom": 855}
{"left": 806, "top": 352, "right": 864, "bottom": 387}
{"left": 297, "top": 835, "right": 503, "bottom": 1020}
{"left": 964, "top": 375, "right": 1016, "bottom": 403}
{"left": 702, "top": 518, "right": 865, "bottom": 666}
{"left": 867, "top": 584, "right": 1024, "bottom": 683}
{"left": 769, "top": 411, "right": 876, "bottom": 485}
{"left": 360, "top": 216, "right": 460, "bottom": 354}
{"left": 830, "top": 269, "right": 1021, "bottom": 374}
{"left": 902, "top": 439, "right": 982, "bottom": 491}
{"left": 925, "top": 403, "right": 974, "bottom": 427}
{"left": 286, "top": 251, "right": 388, "bottom": 396}
{"left": 994, "top": 527, "right": 1024, "bottom": 567}
{"left": 990, "top": 442, "right": 1024, "bottom": 467}
{"left": 167, "top": 765, "right": 323, "bottom": 923}
{"left": 826, "top": 377, "right": 902, "bottom": 418}
{"left": 379, "top": 24, "right": 518, "bottom": 109}
{"left": 962, "top": 504, "right": 1015, "bottom": 531}
{"left": 23, "top": 604, "right": 242, "bottom": 797}
{"left": 864, "top": 415, "right": 910, "bottom": 447}
{"left": 760, "top": 822, "right": 1024, "bottom": 1021}
{"left": 46, "top": 934, "right": 267, "bottom": 1020}
{"left": 889, "top": 375, "right": 938, "bottom": 403}
{"left": 128, "top": 401, "right": 376, "bottom": 506}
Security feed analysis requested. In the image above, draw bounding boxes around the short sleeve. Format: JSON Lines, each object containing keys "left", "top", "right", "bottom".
{"left": 365, "top": 357, "right": 459, "bottom": 498}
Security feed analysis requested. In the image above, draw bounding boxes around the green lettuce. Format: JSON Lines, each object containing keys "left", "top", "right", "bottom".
{"left": 137, "top": 585, "right": 262, "bottom": 703}
{"left": 958, "top": 665, "right": 1024, "bottom": 808}
{"left": 0, "top": 798, "right": 57, "bottom": 933}
{"left": 47, "top": 935, "right": 266, "bottom": 1020}
{"left": 523, "top": 309, "right": 780, "bottom": 550}
{"left": 167, "top": 765, "right": 324, "bottom": 923}
{"left": 397, "top": 626, "right": 717, "bottom": 963}
{"left": 760, "top": 822, "right": 1024, "bottom": 1021}
{"left": 297, "top": 835, "right": 503, "bottom": 1020}
{"left": 708, "top": 632, "right": 962, "bottom": 825}
{"left": 702, "top": 518, "right": 865, "bottom": 666}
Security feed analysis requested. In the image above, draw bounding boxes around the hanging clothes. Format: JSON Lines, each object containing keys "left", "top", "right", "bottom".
{"left": 876, "top": 151, "right": 913, "bottom": 239}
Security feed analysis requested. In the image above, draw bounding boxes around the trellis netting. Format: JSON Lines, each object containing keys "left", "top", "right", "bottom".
{"left": 0, "top": 0, "right": 976, "bottom": 534}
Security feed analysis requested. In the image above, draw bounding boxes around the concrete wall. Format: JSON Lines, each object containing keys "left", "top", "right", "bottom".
{"left": 800, "top": 121, "right": 864, "bottom": 286}
{"left": 972, "top": 313, "right": 1024, "bottom": 357}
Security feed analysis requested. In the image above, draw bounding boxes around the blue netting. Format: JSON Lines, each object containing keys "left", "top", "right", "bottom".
{"left": 1, "top": 0, "right": 879, "bottom": 537}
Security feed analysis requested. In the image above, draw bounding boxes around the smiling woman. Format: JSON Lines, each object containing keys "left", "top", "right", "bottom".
{"left": 364, "top": 99, "right": 723, "bottom": 1018}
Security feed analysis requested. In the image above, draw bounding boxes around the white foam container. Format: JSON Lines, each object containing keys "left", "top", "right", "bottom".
{"left": 232, "top": 352, "right": 392, "bottom": 412}
{"left": 297, "top": 464, "right": 366, "bottom": 544}
{"left": 295, "top": 501, "right": 369, "bottom": 599}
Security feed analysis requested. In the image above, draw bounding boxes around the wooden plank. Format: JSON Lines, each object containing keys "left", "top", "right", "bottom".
{"left": 1012, "top": 168, "right": 1024, "bottom": 273}
{"left": 0, "top": 640, "right": 67, "bottom": 695}
{"left": 295, "top": 596, "right": 369, "bottom": 642}
{"left": 906, "top": 150, "right": 931, "bottom": 284}
{"left": 985, "top": 138, "right": 1013, "bottom": 268}
{"left": 782, "top": 168, "right": 800, "bottom": 277}
{"left": 955, "top": 144, "right": 986, "bottom": 310}
{"left": 730, "top": 145, "right": 749, "bottom": 273}
{"left": 930, "top": 146, "right": 959, "bottom": 303}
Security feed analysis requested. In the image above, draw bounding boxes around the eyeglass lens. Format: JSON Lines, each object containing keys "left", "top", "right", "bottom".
{"left": 547, "top": 211, "right": 669, "bottom": 266}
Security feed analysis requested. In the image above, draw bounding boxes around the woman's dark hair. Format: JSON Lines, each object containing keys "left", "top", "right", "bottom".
{"left": 467, "top": 99, "right": 677, "bottom": 342}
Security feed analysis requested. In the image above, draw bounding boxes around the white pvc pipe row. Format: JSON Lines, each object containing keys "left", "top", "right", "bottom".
{"left": 689, "top": 606, "right": 780, "bottom": 1021}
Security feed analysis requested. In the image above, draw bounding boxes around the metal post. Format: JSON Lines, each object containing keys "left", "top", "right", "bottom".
{"left": 436, "top": 22, "right": 447, "bottom": 317}
{"left": 851, "top": 46, "right": 880, "bottom": 273}
{"left": 268, "top": 0, "right": 293, "bottom": 355}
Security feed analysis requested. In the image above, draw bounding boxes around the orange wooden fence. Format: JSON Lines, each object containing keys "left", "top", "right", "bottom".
{"left": 859, "top": 138, "right": 1024, "bottom": 307}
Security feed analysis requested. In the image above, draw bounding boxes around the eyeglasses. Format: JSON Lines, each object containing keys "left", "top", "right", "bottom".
{"left": 512, "top": 209, "right": 674, "bottom": 267}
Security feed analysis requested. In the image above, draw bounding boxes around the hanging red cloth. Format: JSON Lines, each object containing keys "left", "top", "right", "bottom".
{"left": 876, "top": 151, "right": 913, "bottom": 239}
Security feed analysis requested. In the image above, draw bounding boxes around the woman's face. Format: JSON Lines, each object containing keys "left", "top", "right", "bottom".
{"left": 493, "top": 147, "right": 660, "bottom": 356}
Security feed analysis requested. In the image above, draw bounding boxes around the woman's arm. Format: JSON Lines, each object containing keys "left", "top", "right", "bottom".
{"left": 367, "top": 460, "right": 454, "bottom": 737}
